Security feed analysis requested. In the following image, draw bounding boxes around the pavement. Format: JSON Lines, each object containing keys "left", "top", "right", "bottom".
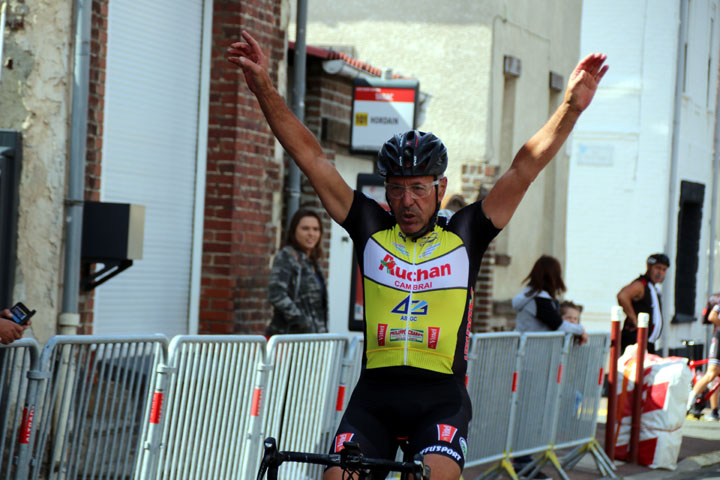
{"left": 463, "top": 401, "right": 720, "bottom": 479}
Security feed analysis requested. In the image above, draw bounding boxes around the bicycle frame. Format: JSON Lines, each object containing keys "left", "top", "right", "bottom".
{"left": 256, "top": 437, "right": 431, "bottom": 480}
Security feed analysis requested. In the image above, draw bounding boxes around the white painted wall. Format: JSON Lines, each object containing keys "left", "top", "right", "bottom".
{"left": 567, "top": 0, "right": 720, "bottom": 353}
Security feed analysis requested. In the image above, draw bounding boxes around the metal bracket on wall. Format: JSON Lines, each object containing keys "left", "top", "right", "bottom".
{"left": 81, "top": 259, "right": 133, "bottom": 292}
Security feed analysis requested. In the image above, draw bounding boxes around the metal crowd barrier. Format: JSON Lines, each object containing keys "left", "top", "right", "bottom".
{"left": 0, "top": 338, "right": 40, "bottom": 480}
{"left": 18, "top": 335, "right": 168, "bottom": 480}
{"left": 2, "top": 331, "right": 613, "bottom": 479}
{"left": 333, "top": 335, "right": 363, "bottom": 433}
{"left": 556, "top": 333, "right": 614, "bottom": 477}
{"left": 469, "top": 332, "right": 613, "bottom": 480}
{"left": 465, "top": 332, "right": 522, "bottom": 467}
{"left": 137, "top": 335, "right": 267, "bottom": 480}
{"left": 250, "top": 334, "right": 349, "bottom": 479}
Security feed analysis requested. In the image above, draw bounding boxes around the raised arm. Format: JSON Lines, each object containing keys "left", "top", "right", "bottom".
{"left": 483, "top": 53, "right": 609, "bottom": 228}
{"left": 227, "top": 31, "right": 354, "bottom": 224}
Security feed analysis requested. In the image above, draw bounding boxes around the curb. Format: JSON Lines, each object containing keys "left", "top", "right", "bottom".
{"left": 619, "top": 450, "right": 720, "bottom": 479}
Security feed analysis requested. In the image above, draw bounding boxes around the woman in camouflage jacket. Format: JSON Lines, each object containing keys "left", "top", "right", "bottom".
{"left": 267, "top": 208, "right": 329, "bottom": 334}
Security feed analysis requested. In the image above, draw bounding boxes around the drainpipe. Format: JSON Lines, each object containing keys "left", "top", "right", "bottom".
{"left": 59, "top": 0, "right": 92, "bottom": 335}
{"left": 707, "top": 38, "right": 720, "bottom": 351}
{"left": 286, "top": 0, "right": 308, "bottom": 227}
{"left": 0, "top": 2, "right": 6, "bottom": 85}
{"left": 661, "top": 0, "right": 688, "bottom": 356}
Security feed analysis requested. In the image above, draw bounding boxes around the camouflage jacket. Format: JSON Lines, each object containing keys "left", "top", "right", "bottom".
{"left": 267, "top": 245, "right": 328, "bottom": 334}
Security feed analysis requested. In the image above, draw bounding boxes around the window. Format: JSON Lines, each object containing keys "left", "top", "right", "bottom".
{"left": 673, "top": 180, "right": 705, "bottom": 323}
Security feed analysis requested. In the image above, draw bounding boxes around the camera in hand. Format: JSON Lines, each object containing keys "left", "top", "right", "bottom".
{"left": 10, "top": 302, "right": 35, "bottom": 326}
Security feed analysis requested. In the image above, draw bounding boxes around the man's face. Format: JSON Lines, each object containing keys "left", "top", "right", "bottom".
{"left": 386, "top": 175, "right": 447, "bottom": 237}
{"left": 647, "top": 263, "right": 668, "bottom": 284}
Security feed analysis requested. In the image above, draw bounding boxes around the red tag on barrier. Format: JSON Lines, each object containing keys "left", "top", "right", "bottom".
{"left": 336, "top": 385, "right": 346, "bottom": 411}
{"left": 557, "top": 364, "right": 563, "bottom": 384}
{"left": 598, "top": 367, "right": 604, "bottom": 386}
{"left": 464, "top": 375, "right": 468, "bottom": 387}
{"left": 18, "top": 408, "right": 33, "bottom": 444}
{"left": 251, "top": 387, "right": 263, "bottom": 417}
{"left": 512, "top": 372, "right": 518, "bottom": 392}
{"left": 149, "top": 392, "right": 164, "bottom": 424}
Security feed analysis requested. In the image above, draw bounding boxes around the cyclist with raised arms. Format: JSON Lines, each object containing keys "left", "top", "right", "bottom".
{"left": 228, "top": 31, "right": 608, "bottom": 480}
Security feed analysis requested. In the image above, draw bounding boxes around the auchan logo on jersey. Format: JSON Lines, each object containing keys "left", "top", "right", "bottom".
{"left": 379, "top": 254, "right": 451, "bottom": 290}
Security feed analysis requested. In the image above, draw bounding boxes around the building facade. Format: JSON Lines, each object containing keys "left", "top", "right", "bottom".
{"left": 566, "top": 0, "right": 720, "bottom": 354}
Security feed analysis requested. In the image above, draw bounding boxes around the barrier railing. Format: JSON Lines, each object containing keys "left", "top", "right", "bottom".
{"left": 137, "top": 335, "right": 266, "bottom": 480}
{"left": 251, "top": 334, "right": 349, "bottom": 479}
{"left": 469, "top": 332, "right": 614, "bottom": 480}
{"left": 20, "top": 335, "right": 167, "bottom": 480}
{"left": 0, "top": 338, "right": 40, "bottom": 480}
{"left": 465, "top": 332, "right": 522, "bottom": 467}
{"left": 334, "top": 335, "right": 363, "bottom": 433}
{"left": 556, "top": 333, "right": 614, "bottom": 477}
{"left": 4, "top": 331, "right": 612, "bottom": 479}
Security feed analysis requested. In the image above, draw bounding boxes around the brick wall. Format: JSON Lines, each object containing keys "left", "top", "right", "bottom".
{"left": 78, "top": 0, "right": 110, "bottom": 335}
{"left": 461, "top": 163, "right": 502, "bottom": 332}
{"left": 200, "top": 0, "right": 286, "bottom": 334}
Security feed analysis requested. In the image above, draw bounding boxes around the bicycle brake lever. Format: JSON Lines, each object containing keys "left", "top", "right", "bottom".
{"left": 257, "top": 437, "right": 281, "bottom": 480}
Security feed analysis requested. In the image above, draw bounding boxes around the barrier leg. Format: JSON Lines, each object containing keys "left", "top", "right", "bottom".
{"left": 605, "top": 306, "right": 623, "bottom": 460}
{"left": 476, "top": 455, "right": 519, "bottom": 480}
{"left": 525, "top": 448, "right": 570, "bottom": 480}
{"left": 589, "top": 439, "right": 618, "bottom": 478}
{"left": 560, "top": 444, "right": 585, "bottom": 470}
{"left": 629, "top": 313, "right": 649, "bottom": 464}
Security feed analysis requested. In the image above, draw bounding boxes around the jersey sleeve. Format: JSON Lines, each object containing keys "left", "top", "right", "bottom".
{"left": 341, "top": 190, "right": 395, "bottom": 246}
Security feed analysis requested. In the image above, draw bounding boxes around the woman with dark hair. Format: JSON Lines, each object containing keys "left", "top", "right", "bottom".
{"left": 511, "top": 256, "right": 587, "bottom": 479}
{"left": 512, "top": 255, "right": 587, "bottom": 340}
{"left": 266, "top": 208, "right": 328, "bottom": 335}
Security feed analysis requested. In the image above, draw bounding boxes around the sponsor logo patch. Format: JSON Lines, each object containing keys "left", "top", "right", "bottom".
{"left": 437, "top": 424, "right": 458, "bottom": 443}
{"left": 334, "top": 433, "right": 354, "bottom": 452}
{"left": 459, "top": 437, "right": 467, "bottom": 458}
{"left": 428, "top": 327, "right": 440, "bottom": 349}
{"left": 377, "top": 324, "right": 388, "bottom": 346}
{"left": 391, "top": 296, "right": 428, "bottom": 321}
{"left": 419, "top": 445, "right": 461, "bottom": 462}
{"left": 392, "top": 242, "right": 410, "bottom": 257}
{"left": 389, "top": 328, "right": 424, "bottom": 343}
{"left": 378, "top": 254, "right": 452, "bottom": 282}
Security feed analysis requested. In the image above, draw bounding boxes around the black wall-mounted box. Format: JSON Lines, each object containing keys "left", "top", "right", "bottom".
{"left": 81, "top": 202, "right": 145, "bottom": 262}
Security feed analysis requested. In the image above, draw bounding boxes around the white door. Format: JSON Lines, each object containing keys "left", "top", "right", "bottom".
{"left": 327, "top": 155, "right": 374, "bottom": 334}
{"left": 94, "top": 0, "right": 211, "bottom": 336}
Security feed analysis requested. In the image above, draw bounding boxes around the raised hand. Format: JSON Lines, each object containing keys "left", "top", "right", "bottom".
{"left": 227, "top": 31, "right": 272, "bottom": 95}
{"left": 565, "top": 53, "right": 609, "bottom": 113}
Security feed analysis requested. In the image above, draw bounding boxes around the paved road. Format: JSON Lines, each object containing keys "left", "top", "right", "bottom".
{"left": 670, "top": 463, "right": 720, "bottom": 480}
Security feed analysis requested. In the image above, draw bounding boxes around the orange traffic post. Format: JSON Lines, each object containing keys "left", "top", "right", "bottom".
{"left": 629, "top": 312, "right": 649, "bottom": 464}
{"left": 605, "top": 305, "right": 623, "bottom": 460}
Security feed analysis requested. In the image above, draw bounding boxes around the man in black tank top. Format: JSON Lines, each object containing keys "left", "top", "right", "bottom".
{"left": 616, "top": 253, "right": 670, "bottom": 355}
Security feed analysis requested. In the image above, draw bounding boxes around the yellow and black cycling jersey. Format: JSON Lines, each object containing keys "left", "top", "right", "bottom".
{"left": 341, "top": 190, "right": 501, "bottom": 379}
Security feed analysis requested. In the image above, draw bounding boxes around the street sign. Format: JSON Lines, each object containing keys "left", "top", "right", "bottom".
{"left": 350, "top": 78, "right": 419, "bottom": 154}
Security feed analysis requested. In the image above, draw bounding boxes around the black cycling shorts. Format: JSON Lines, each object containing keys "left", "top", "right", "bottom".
{"left": 330, "top": 368, "right": 471, "bottom": 475}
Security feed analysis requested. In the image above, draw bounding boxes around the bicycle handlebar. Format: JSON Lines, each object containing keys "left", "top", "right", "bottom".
{"left": 256, "top": 437, "right": 431, "bottom": 480}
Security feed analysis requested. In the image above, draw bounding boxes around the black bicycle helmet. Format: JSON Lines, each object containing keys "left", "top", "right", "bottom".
{"left": 647, "top": 253, "right": 670, "bottom": 267}
{"left": 377, "top": 130, "right": 448, "bottom": 178}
